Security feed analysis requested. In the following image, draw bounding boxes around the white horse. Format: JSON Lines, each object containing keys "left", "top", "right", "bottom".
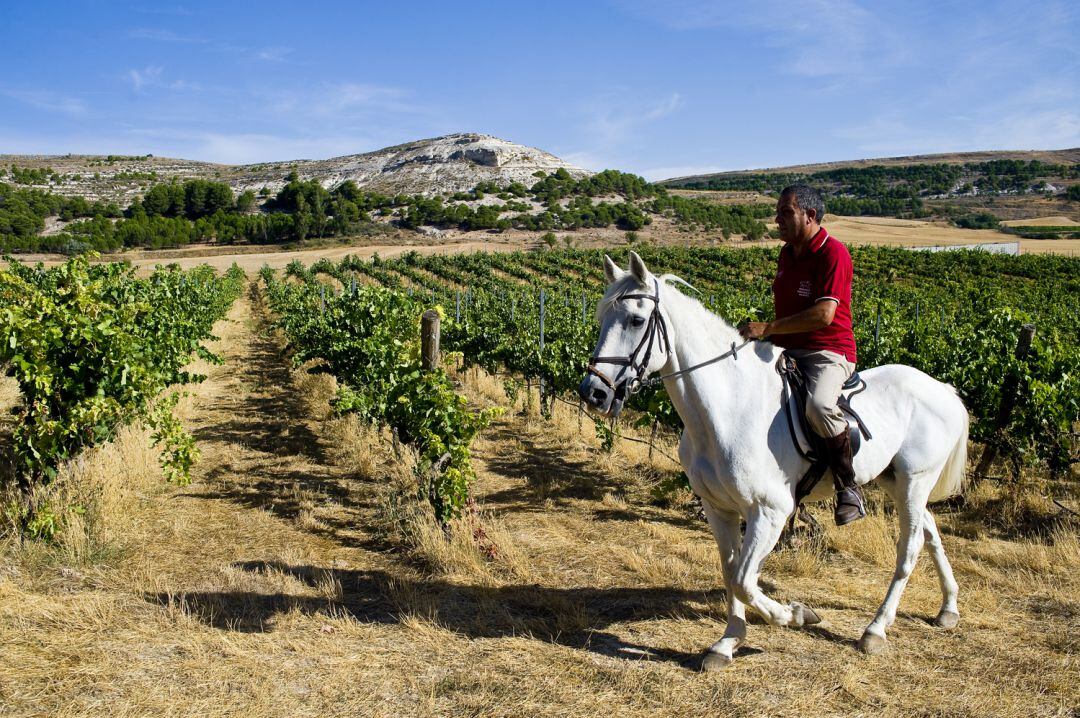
{"left": 578, "top": 252, "right": 968, "bottom": 670}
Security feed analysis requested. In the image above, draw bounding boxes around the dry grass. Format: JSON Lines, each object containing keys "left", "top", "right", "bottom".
{"left": 0, "top": 286, "right": 1077, "bottom": 717}
{"left": 0, "top": 421, "right": 161, "bottom": 574}
{"left": 1001, "top": 216, "right": 1080, "bottom": 227}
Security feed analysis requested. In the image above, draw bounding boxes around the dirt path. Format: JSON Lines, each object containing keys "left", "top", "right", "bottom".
{"left": 1, "top": 287, "right": 1076, "bottom": 717}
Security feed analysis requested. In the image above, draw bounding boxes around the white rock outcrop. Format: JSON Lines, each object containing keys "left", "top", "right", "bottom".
{"left": 235, "top": 133, "right": 591, "bottom": 196}
{"left": 2, "top": 133, "right": 592, "bottom": 202}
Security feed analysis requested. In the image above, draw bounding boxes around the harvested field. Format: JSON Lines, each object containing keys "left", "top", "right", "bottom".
{"left": 14, "top": 211, "right": 1080, "bottom": 279}
{"left": 1001, "top": 216, "right": 1080, "bottom": 227}
{"left": 1, "top": 285, "right": 1076, "bottom": 717}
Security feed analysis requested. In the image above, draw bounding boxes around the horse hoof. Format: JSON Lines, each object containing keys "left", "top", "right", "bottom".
{"left": 857, "top": 631, "right": 886, "bottom": 655}
{"left": 792, "top": 602, "right": 822, "bottom": 626}
{"left": 701, "top": 651, "right": 734, "bottom": 672}
{"left": 934, "top": 610, "right": 960, "bottom": 629}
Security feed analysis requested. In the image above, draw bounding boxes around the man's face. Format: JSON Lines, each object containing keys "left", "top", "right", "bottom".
{"left": 775, "top": 193, "right": 811, "bottom": 244}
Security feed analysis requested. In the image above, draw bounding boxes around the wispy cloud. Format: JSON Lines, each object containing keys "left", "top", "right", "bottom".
{"left": 0, "top": 88, "right": 87, "bottom": 116}
{"left": 130, "top": 27, "right": 293, "bottom": 63}
{"left": 559, "top": 91, "right": 685, "bottom": 172}
{"left": 127, "top": 65, "right": 164, "bottom": 93}
{"left": 638, "top": 164, "right": 727, "bottom": 182}
{"left": 254, "top": 46, "right": 292, "bottom": 62}
{"left": 836, "top": 107, "right": 1080, "bottom": 157}
{"left": 129, "top": 27, "right": 206, "bottom": 44}
{"left": 131, "top": 5, "right": 191, "bottom": 16}
{"left": 616, "top": 0, "right": 907, "bottom": 80}
{"left": 560, "top": 150, "right": 610, "bottom": 172}
{"left": 0, "top": 127, "right": 377, "bottom": 164}
{"left": 261, "top": 82, "right": 421, "bottom": 119}
{"left": 583, "top": 91, "right": 683, "bottom": 147}
{"left": 126, "top": 127, "right": 376, "bottom": 163}
{"left": 124, "top": 66, "right": 201, "bottom": 94}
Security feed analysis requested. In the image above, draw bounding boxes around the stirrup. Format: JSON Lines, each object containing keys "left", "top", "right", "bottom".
{"left": 834, "top": 486, "right": 866, "bottom": 526}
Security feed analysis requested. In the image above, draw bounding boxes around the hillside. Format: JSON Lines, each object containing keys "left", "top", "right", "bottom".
{"left": 659, "top": 148, "right": 1080, "bottom": 223}
{"left": 0, "top": 133, "right": 590, "bottom": 204}
{"left": 660, "top": 148, "right": 1080, "bottom": 185}
{"left": 5, "top": 139, "right": 1079, "bottom": 254}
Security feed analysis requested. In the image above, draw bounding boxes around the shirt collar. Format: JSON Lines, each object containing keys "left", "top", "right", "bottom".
{"left": 781, "top": 227, "right": 829, "bottom": 260}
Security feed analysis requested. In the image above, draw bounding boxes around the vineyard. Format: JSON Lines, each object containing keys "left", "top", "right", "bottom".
{"left": 258, "top": 245, "right": 1079, "bottom": 517}
{"left": 0, "top": 256, "right": 245, "bottom": 535}
{"left": 1, "top": 246, "right": 1078, "bottom": 716}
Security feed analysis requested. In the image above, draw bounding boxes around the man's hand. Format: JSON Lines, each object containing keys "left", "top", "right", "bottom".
{"left": 738, "top": 321, "right": 771, "bottom": 340}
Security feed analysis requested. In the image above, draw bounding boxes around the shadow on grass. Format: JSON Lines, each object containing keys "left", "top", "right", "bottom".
{"left": 479, "top": 423, "right": 621, "bottom": 507}
{"left": 148, "top": 559, "right": 742, "bottom": 669}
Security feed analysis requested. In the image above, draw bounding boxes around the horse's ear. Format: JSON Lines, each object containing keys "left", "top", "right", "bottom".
{"left": 628, "top": 251, "right": 649, "bottom": 284}
{"left": 603, "top": 254, "right": 624, "bottom": 284}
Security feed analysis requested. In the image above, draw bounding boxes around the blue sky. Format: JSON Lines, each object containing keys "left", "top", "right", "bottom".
{"left": 1, "top": 1, "right": 1077, "bottom": 180}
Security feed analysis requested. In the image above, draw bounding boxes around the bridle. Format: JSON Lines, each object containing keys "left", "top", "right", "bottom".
{"left": 587, "top": 278, "right": 669, "bottom": 403}
{"left": 587, "top": 277, "right": 752, "bottom": 403}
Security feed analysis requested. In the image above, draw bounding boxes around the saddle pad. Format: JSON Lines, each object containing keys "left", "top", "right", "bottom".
{"left": 777, "top": 354, "right": 871, "bottom": 463}
{"left": 783, "top": 381, "right": 867, "bottom": 460}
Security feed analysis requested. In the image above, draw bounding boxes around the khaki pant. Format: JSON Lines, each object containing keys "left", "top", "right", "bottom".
{"left": 786, "top": 349, "right": 856, "bottom": 439}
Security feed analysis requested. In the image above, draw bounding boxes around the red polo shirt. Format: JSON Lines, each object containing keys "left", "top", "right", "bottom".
{"left": 771, "top": 227, "right": 857, "bottom": 363}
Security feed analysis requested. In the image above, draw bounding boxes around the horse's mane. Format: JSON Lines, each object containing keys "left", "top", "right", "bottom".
{"left": 597, "top": 272, "right": 730, "bottom": 333}
{"left": 597, "top": 272, "right": 777, "bottom": 363}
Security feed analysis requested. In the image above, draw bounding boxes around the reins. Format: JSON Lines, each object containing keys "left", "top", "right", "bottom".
{"left": 640, "top": 339, "right": 751, "bottom": 390}
{"left": 587, "top": 278, "right": 752, "bottom": 399}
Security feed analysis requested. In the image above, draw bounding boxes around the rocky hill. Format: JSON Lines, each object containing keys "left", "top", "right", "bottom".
{"left": 659, "top": 148, "right": 1080, "bottom": 186}
{"left": 0, "top": 133, "right": 590, "bottom": 204}
{"left": 249, "top": 133, "right": 590, "bottom": 196}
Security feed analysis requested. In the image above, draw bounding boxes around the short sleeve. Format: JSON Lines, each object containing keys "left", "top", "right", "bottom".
{"left": 817, "top": 242, "right": 852, "bottom": 303}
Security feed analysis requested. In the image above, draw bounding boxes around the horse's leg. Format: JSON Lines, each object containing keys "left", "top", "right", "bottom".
{"left": 700, "top": 505, "right": 746, "bottom": 670}
{"left": 857, "top": 468, "right": 936, "bottom": 654}
{"left": 876, "top": 476, "right": 960, "bottom": 631}
{"left": 731, "top": 505, "right": 821, "bottom": 628}
{"left": 922, "top": 509, "right": 960, "bottom": 628}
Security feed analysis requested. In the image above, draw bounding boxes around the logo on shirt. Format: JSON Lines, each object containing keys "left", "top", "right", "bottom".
{"left": 797, "top": 280, "right": 813, "bottom": 298}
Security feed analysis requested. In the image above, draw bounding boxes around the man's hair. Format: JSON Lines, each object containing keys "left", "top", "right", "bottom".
{"left": 781, "top": 184, "right": 826, "bottom": 224}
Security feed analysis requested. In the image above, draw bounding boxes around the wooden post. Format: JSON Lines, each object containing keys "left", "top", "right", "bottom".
{"left": 421, "top": 310, "right": 440, "bottom": 371}
{"left": 320, "top": 284, "right": 326, "bottom": 314}
{"left": 455, "top": 290, "right": 461, "bottom": 323}
{"left": 874, "top": 303, "right": 881, "bottom": 354}
{"left": 539, "top": 289, "right": 547, "bottom": 417}
{"left": 974, "top": 323, "right": 1036, "bottom": 481}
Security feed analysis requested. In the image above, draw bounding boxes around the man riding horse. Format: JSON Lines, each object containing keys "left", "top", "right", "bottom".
{"left": 738, "top": 185, "right": 865, "bottom": 525}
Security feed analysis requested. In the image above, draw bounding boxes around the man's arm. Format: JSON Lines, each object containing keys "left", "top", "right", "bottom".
{"left": 738, "top": 299, "right": 837, "bottom": 340}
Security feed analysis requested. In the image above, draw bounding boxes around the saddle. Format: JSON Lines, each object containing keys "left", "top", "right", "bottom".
{"left": 776, "top": 353, "right": 873, "bottom": 505}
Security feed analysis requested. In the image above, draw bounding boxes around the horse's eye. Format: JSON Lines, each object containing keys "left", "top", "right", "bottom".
{"left": 630, "top": 316, "right": 646, "bottom": 327}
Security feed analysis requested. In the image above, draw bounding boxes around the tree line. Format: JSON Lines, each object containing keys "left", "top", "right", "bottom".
{"left": 662, "top": 159, "right": 1079, "bottom": 207}
{"left": 3, "top": 167, "right": 776, "bottom": 253}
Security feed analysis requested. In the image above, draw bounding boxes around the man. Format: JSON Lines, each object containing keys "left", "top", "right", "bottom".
{"left": 738, "top": 184, "right": 865, "bottom": 525}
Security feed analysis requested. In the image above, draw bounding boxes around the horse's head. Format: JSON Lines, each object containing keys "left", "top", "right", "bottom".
{"left": 578, "top": 251, "right": 671, "bottom": 418}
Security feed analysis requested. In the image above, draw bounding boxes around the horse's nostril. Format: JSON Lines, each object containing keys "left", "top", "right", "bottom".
{"left": 591, "top": 388, "right": 608, "bottom": 404}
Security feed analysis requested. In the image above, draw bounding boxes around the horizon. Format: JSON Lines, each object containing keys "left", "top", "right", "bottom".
{"left": 3, "top": 135, "right": 1078, "bottom": 183}
{"left": 2, "top": 1, "right": 1078, "bottom": 180}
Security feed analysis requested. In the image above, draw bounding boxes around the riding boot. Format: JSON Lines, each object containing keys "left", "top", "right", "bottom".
{"left": 824, "top": 431, "right": 865, "bottom": 526}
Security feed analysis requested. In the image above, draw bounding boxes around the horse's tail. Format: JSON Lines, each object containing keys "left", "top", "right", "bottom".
{"left": 929, "top": 400, "right": 968, "bottom": 502}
